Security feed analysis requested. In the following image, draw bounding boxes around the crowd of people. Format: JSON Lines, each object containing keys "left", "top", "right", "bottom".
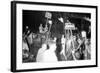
{"left": 22, "top": 22, "right": 91, "bottom": 63}
{"left": 22, "top": 11, "right": 91, "bottom": 63}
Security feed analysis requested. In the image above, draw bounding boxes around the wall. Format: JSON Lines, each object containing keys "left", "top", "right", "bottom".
{"left": 0, "top": 0, "right": 99, "bottom": 73}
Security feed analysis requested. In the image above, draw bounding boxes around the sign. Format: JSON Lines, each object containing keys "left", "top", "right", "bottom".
{"left": 65, "top": 23, "right": 75, "bottom": 30}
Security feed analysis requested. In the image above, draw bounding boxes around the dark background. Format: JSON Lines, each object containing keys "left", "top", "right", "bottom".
{"left": 23, "top": 10, "right": 91, "bottom": 37}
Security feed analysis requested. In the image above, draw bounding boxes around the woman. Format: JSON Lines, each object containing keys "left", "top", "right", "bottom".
{"left": 42, "top": 42, "right": 58, "bottom": 62}
{"left": 36, "top": 40, "right": 58, "bottom": 62}
{"left": 36, "top": 43, "right": 47, "bottom": 62}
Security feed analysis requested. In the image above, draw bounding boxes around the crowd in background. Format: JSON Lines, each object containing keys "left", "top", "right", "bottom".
{"left": 22, "top": 23, "right": 91, "bottom": 63}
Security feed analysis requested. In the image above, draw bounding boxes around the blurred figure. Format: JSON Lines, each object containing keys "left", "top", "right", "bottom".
{"left": 39, "top": 24, "right": 43, "bottom": 33}
{"left": 55, "top": 38, "right": 62, "bottom": 61}
{"left": 36, "top": 43, "right": 47, "bottom": 62}
{"left": 84, "top": 39, "right": 91, "bottom": 59}
{"left": 37, "top": 40, "right": 58, "bottom": 62}
{"left": 22, "top": 39, "right": 29, "bottom": 51}
{"left": 22, "top": 39, "right": 29, "bottom": 59}
{"left": 60, "top": 35, "right": 66, "bottom": 60}
{"left": 27, "top": 32, "right": 33, "bottom": 45}
{"left": 65, "top": 36, "right": 74, "bottom": 60}
{"left": 41, "top": 42, "right": 58, "bottom": 62}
